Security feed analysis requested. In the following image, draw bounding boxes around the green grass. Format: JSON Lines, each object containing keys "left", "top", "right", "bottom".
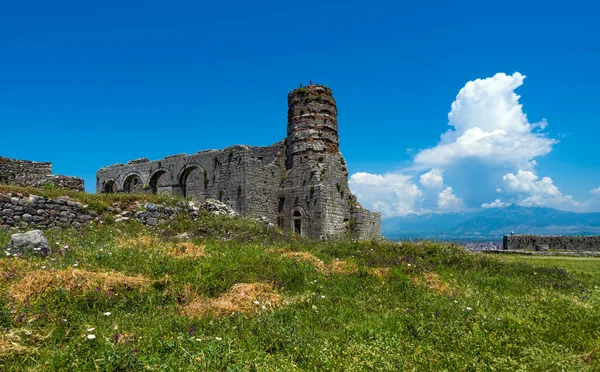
{"left": 1, "top": 192, "right": 600, "bottom": 370}
{"left": 495, "top": 254, "right": 600, "bottom": 279}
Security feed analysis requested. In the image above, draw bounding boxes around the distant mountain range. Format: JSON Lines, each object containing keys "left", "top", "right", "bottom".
{"left": 382, "top": 205, "right": 600, "bottom": 240}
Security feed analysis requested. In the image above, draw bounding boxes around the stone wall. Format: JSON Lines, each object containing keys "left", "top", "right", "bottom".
{"left": 0, "top": 193, "right": 97, "bottom": 230}
{"left": 503, "top": 235, "right": 600, "bottom": 251}
{"left": 0, "top": 156, "right": 84, "bottom": 191}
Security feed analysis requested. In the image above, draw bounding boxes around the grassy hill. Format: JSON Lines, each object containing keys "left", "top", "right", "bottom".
{"left": 1, "top": 187, "right": 599, "bottom": 370}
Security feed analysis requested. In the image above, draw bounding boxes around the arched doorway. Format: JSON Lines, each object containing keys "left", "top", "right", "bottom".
{"left": 149, "top": 169, "right": 172, "bottom": 195}
{"left": 179, "top": 165, "right": 204, "bottom": 199}
{"left": 123, "top": 174, "right": 143, "bottom": 194}
{"left": 293, "top": 210, "right": 302, "bottom": 234}
{"left": 103, "top": 179, "right": 117, "bottom": 193}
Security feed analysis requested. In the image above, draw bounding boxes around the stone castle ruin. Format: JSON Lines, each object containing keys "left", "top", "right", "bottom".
{"left": 503, "top": 234, "right": 600, "bottom": 252}
{"left": 96, "top": 84, "right": 381, "bottom": 239}
{"left": 0, "top": 156, "right": 84, "bottom": 191}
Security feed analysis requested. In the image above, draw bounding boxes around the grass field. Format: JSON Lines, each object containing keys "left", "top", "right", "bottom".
{"left": 496, "top": 254, "right": 600, "bottom": 279}
{"left": 1, "top": 190, "right": 600, "bottom": 370}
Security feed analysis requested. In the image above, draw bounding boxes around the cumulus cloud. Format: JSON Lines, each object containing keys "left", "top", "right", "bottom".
{"left": 501, "top": 170, "right": 582, "bottom": 209}
{"left": 347, "top": 72, "right": 592, "bottom": 217}
{"left": 414, "top": 72, "right": 557, "bottom": 169}
{"left": 481, "top": 199, "right": 508, "bottom": 208}
{"left": 349, "top": 172, "right": 424, "bottom": 217}
{"left": 438, "top": 187, "right": 463, "bottom": 210}
{"left": 420, "top": 169, "right": 444, "bottom": 189}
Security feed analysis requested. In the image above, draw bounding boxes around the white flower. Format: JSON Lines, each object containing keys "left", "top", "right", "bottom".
{"left": 253, "top": 301, "right": 260, "bottom": 305}
{"left": 261, "top": 305, "right": 267, "bottom": 310}
{"left": 466, "top": 307, "right": 472, "bottom": 311}
{"left": 25, "top": 330, "right": 31, "bottom": 335}
{"left": 313, "top": 280, "right": 317, "bottom": 283}
{"left": 321, "top": 295, "right": 326, "bottom": 299}
{"left": 73, "top": 263, "right": 78, "bottom": 267}
{"left": 87, "top": 328, "right": 95, "bottom": 332}
{"left": 454, "top": 300, "right": 458, "bottom": 303}
{"left": 41, "top": 266, "right": 46, "bottom": 269}
{"left": 195, "top": 338, "right": 201, "bottom": 341}
{"left": 103, "top": 312, "right": 111, "bottom": 316}
{"left": 87, "top": 334, "right": 96, "bottom": 340}
{"left": 407, "top": 264, "right": 412, "bottom": 267}
{"left": 215, "top": 337, "right": 222, "bottom": 341}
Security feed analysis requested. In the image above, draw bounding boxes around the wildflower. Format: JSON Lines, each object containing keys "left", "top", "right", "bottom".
{"left": 114, "top": 333, "right": 120, "bottom": 343}
{"left": 87, "top": 328, "right": 95, "bottom": 332}
{"left": 61, "top": 319, "right": 67, "bottom": 323}
{"left": 25, "top": 330, "right": 31, "bottom": 335}
{"left": 313, "top": 280, "right": 318, "bottom": 283}
{"left": 215, "top": 337, "right": 222, "bottom": 341}
{"left": 103, "top": 312, "right": 111, "bottom": 316}
{"left": 407, "top": 308, "right": 412, "bottom": 314}
{"left": 262, "top": 305, "right": 267, "bottom": 310}
{"left": 41, "top": 266, "right": 46, "bottom": 269}
{"left": 321, "top": 295, "right": 326, "bottom": 299}
{"left": 195, "top": 338, "right": 201, "bottom": 341}
{"left": 87, "top": 334, "right": 96, "bottom": 340}
{"left": 5, "top": 327, "right": 10, "bottom": 332}
{"left": 189, "top": 325, "right": 195, "bottom": 335}
{"left": 407, "top": 264, "right": 411, "bottom": 267}
{"left": 73, "top": 263, "right": 78, "bottom": 267}
{"left": 253, "top": 301, "right": 260, "bottom": 305}
{"left": 435, "top": 310, "right": 439, "bottom": 317}
{"left": 466, "top": 307, "right": 472, "bottom": 311}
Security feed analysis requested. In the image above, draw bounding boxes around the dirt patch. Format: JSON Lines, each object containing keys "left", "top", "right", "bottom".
{"left": 118, "top": 236, "right": 205, "bottom": 258}
{"left": 180, "top": 283, "right": 281, "bottom": 319}
{"left": 410, "top": 272, "right": 452, "bottom": 295}
{"left": 9, "top": 269, "right": 153, "bottom": 303}
{"left": 281, "top": 251, "right": 357, "bottom": 275}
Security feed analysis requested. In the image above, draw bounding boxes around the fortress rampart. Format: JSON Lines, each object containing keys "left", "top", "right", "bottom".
{"left": 97, "top": 84, "right": 381, "bottom": 239}
{"left": 503, "top": 234, "right": 600, "bottom": 252}
{"left": 0, "top": 156, "right": 84, "bottom": 191}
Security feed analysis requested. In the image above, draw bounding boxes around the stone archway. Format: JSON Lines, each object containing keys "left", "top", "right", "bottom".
{"left": 149, "top": 169, "right": 173, "bottom": 195}
{"left": 179, "top": 165, "right": 204, "bottom": 199}
{"left": 103, "top": 179, "right": 117, "bottom": 194}
{"left": 122, "top": 173, "right": 143, "bottom": 194}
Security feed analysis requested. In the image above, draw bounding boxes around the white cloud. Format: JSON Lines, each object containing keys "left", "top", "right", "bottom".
{"left": 438, "top": 187, "right": 463, "bottom": 210}
{"left": 503, "top": 170, "right": 560, "bottom": 197}
{"left": 414, "top": 72, "right": 557, "bottom": 169}
{"left": 349, "top": 172, "right": 425, "bottom": 217}
{"left": 348, "top": 72, "right": 596, "bottom": 216}
{"left": 481, "top": 199, "right": 508, "bottom": 208}
{"left": 420, "top": 169, "right": 444, "bottom": 189}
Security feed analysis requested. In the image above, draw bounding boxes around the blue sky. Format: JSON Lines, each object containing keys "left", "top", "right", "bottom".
{"left": 1, "top": 0, "right": 599, "bottom": 216}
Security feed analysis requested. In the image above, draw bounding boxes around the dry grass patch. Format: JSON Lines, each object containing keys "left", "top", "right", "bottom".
{"left": 369, "top": 267, "right": 390, "bottom": 280}
{"left": 0, "top": 259, "right": 33, "bottom": 283}
{"left": 9, "top": 269, "right": 153, "bottom": 303}
{"left": 118, "top": 236, "right": 205, "bottom": 258}
{"left": 180, "top": 283, "right": 281, "bottom": 319}
{"left": 0, "top": 333, "right": 29, "bottom": 357}
{"left": 410, "top": 272, "right": 452, "bottom": 295}
{"left": 281, "top": 251, "right": 357, "bottom": 275}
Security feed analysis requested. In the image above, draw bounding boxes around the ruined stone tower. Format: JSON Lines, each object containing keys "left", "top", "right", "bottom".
{"left": 96, "top": 84, "right": 380, "bottom": 239}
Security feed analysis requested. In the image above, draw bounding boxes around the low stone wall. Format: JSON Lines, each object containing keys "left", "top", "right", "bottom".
{"left": 503, "top": 235, "right": 600, "bottom": 251}
{"left": 0, "top": 193, "right": 97, "bottom": 230}
{"left": 0, "top": 156, "right": 84, "bottom": 191}
{"left": 0, "top": 192, "right": 238, "bottom": 231}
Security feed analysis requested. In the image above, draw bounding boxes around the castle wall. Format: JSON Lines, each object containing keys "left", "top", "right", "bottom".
{"left": 0, "top": 156, "right": 84, "bottom": 191}
{"left": 503, "top": 235, "right": 600, "bottom": 251}
{"left": 96, "top": 143, "right": 285, "bottom": 219}
{"left": 96, "top": 84, "right": 381, "bottom": 240}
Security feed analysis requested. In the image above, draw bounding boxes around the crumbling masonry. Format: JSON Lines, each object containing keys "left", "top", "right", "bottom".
{"left": 0, "top": 156, "right": 84, "bottom": 191}
{"left": 96, "top": 84, "right": 381, "bottom": 239}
